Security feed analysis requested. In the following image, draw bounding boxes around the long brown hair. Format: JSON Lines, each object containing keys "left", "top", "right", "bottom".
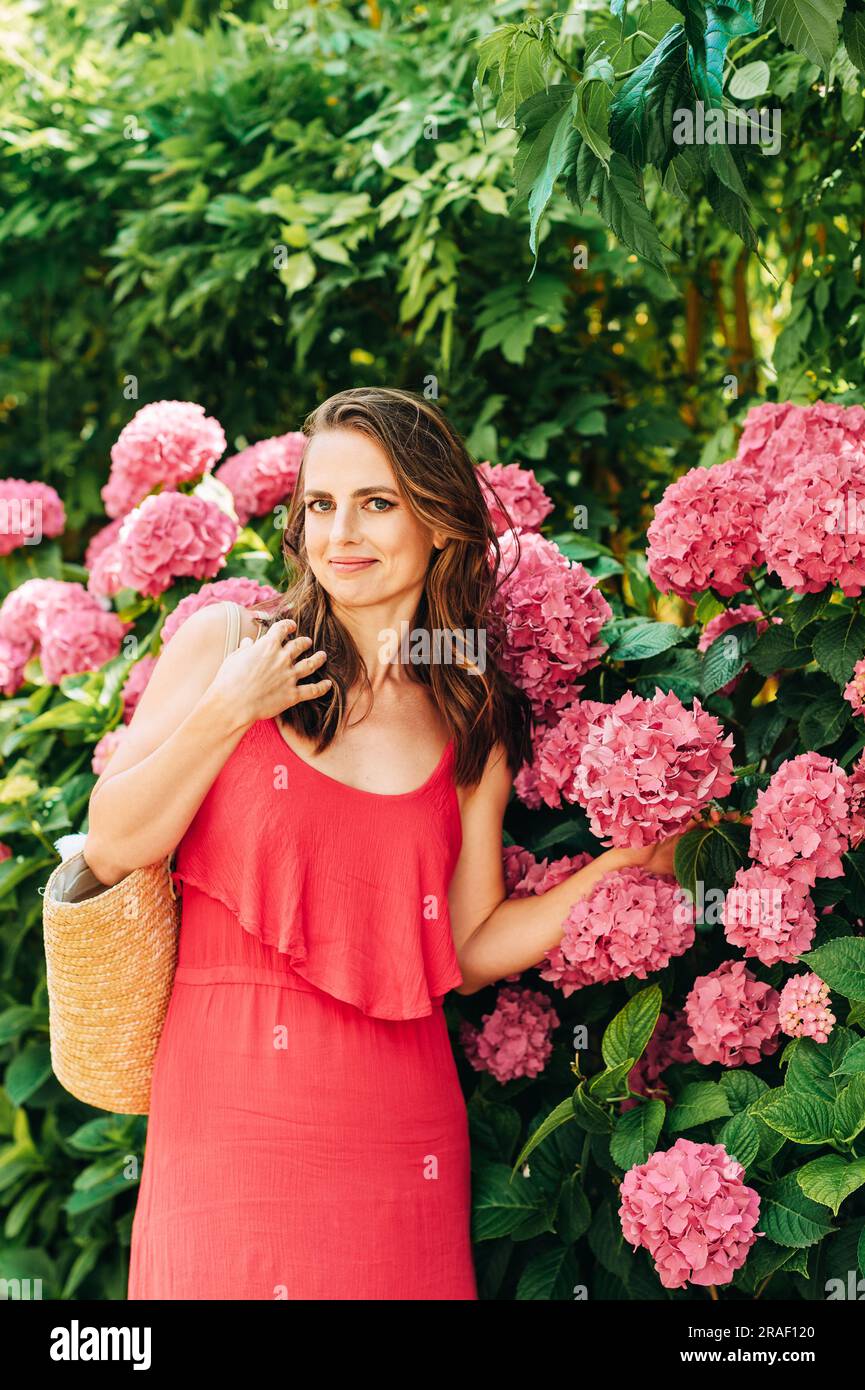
{"left": 250, "top": 387, "right": 532, "bottom": 787}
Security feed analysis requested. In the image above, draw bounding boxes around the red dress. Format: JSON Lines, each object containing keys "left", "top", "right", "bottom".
{"left": 127, "top": 717, "right": 477, "bottom": 1300}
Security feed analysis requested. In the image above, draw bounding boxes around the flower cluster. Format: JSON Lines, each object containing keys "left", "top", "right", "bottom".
{"left": 844, "top": 658, "right": 865, "bottom": 715}
{"left": 722, "top": 866, "right": 817, "bottom": 966}
{"left": 503, "top": 844, "right": 593, "bottom": 898}
{"left": 760, "top": 450, "right": 865, "bottom": 596}
{"left": 540, "top": 868, "right": 694, "bottom": 993}
{"left": 91, "top": 726, "right": 128, "bottom": 776}
{"left": 215, "top": 432, "right": 306, "bottom": 525}
{"left": 102, "top": 400, "right": 226, "bottom": 519}
{"left": 459, "top": 986, "right": 559, "bottom": 1083}
{"left": 116, "top": 492, "right": 239, "bottom": 598}
{"left": 748, "top": 752, "right": 852, "bottom": 886}
{"left": 778, "top": 973, "right": 836, "bottom": 1042}
{"left": 646, "top": 460, "right": 766, "bottom": 598}
{"left": 494, "top": 530, "right": 611, "bottom": 722}
{"left": 121, "top": 656, "right": 158, "bottom": 722}
{"left": 684, "top": 960, "right": 780, "bottom": 1066}
{"left": 0, "top": 579, "right": 129, "bottom": 690}
{"left": 622, "top": 1011, "right": 694, "bottom": 1112}
{"left": 476, "top": 461, "right": 553, "bottom": 536}
{"left": 735, "top": 400, "right": 865, "bottom": 498}
{"left": 513, "top": 699, "right": 609, "bottom": 810}
{"left": 572, "top": 690, "right": 735, "bottom": 848}
{"left": 619, "top": 1139, "right": 762, "bottom": 1289}
{"left": 0, "top": 480, "right": 65, "bottom": 555}
{"left": 160, "top": 577, "right": 281, "bottom": 646}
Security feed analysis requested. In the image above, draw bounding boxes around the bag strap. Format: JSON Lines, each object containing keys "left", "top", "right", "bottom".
{"left": 222, "top": 600, "right": 242, "bottom": 659}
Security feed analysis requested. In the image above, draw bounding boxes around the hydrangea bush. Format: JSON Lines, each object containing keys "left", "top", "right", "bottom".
{"left": 3, "top": 399, "right": 865, "bottom": 1301}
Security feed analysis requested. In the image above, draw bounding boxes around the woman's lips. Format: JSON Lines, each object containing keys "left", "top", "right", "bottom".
{"left": 328, "top": 557, "right": 378, "bottom": 572}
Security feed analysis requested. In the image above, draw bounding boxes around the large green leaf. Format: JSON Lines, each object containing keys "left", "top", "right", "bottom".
{"left": 759, "top": 0, "right": 845, "bottom": 70}
{"left": 797, "top": 1154, "right": 865, "bottom": 1214}
{"left": 668, "top": 1081, "right": 732, "bottom": 1130}
{"left": 609, "top": 26, "right": 692, "bottom": 167}
{"left": 597, "top": 154, "right": 667, "bottom": 271}
{"left": 813, "top": 611, "right": 865, "bottom": 686}
{"left": 758, "top": 1171, "right": 837, "bottom": 1247}
{"left": 801, "top": 937, "right": 865, "bottom": 1001}
{"left": 602, "top": 985, "right": 662, "bottom": 1069}
{"left": 610, "top": 1100, "right": 665, "bottom": 1168}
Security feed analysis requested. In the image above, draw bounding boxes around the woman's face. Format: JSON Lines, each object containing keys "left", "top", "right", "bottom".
{"left": 301, "top": 428, "right": 443, "bottom": 610}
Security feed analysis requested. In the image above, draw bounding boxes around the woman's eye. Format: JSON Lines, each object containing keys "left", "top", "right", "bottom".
{"left": 307, "top": 499, "right": 333, "bottom": 513}
{"left": 366, "top": 497, "right": 395, "bottom": 512}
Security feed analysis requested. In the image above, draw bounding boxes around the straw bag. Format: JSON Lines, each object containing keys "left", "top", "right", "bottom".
{"left": 41, "top": 600, "right": 248, "bottom": 1114}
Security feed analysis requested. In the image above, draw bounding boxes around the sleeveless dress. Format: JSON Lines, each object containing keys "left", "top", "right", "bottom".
{"left": 126, "top": 715, "right": 478, "bottom": 1300}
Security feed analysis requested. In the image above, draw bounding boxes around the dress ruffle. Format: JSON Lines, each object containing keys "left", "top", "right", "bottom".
{"left": 173, "top": 721, "right": 464, "bottom": 1021}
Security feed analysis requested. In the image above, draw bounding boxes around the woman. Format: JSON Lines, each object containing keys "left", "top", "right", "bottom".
{"left": 84, "top": 387, "right": 680, "bottom": 1301}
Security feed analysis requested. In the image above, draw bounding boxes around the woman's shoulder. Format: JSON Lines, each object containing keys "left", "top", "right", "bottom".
{"left": 456, "top": 739, "right": 513, "bottom": 815}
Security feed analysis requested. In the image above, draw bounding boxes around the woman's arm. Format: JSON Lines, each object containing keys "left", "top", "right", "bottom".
{"left": 449, "top": 746, "right": 683, "bottom": 995}
{"left": 83, "top": 605, "right": 328, "bottom": 886}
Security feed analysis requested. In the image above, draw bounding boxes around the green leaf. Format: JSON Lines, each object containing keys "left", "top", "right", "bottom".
{"left": 700, "top": 621, "right": 758, "bottom": 695}
{"left": 511, "top": 1097, "right": 575, "bottom": 1177}
{"left": 668, "top": 1081, "right": 732, "bottom": 1131}
{"left": 813, "top": 611, "right": 865, "bottom": 686}
{"left": 589, "top": 1059, "right": 635, "bottom": 1101}
{"left": 611, "top": 1099, "right": 666, "bottom": 1169}
{"left": 833, "top": 1036, "right": 865, "bottom": 1076}
{"left": 760, "top": 0, "right": 844, "bottom": 70}
{"left": 720, "top": 1070, "right": 768, "bottom": 1112}
{"left": 597, "top": 153, "right": 667, "bottom": 272}
{"left": 718, "top": 1111, "right": 761, "bottom": 1169}
{"left": 572, "top": 1081, "right": 614, "bottom": 1133}
{"left": 556, "top": 1172, "right": 592, "bottom": 1244}
{"left": 754, "top": 1089, "right": 836, "bottom": 1145}
{"left": 602, "top": 986, "right": 662, "bottom": 1069}
{"left": 845, "top": 8, "right": 865, "bottom": 71}
{"left": 759, "top": 1171, "right": 837, "bottom": 1247}
{"left": 515, "top": 1245, "right": 581, "bottom": 1299}
{"left": 727, "top": 58, "right": 771, "bottom": 97}
{"left": 4, "top": 1044, "right": 53, "bottom": 1106}
{"left": 790, "top": 585, "right": 833, "bottom": 636}
{"left": 749, "top": 622, "right": 813, "bottom": 676}
{"left": 797, "top": 1154, "right": 865, "bottom": 1214}
{"left": 801, "top": 937, "right": 865, "bottom": 1001}
{"left": 834, "top": 1073, "right": 865, "bottom": 1142}
{"left": 798, "top": 692, "right": 851, "bottom": 750}
{"left": 608, "top": 26, "right": 692, "bottom": 168}
{"left": 526, "top": 103, "right": 581, "bottom": 265}
{"left": 602, "top": 617, "right": 691, "bottom": 660}
{"left": 472, "top": 1162, "right": 548, "bottom": 1241}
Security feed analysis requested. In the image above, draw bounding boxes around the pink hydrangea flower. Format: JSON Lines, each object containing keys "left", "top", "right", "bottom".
{"left": 117, "top": 492, "right": 239, "bottom": 597}
{"left": 0, "top": 634, "right": 31, "bottom": 695}
{"left": 847, "top": 755, "right": 865, "bottom": 850}
{"left": 749, "top": 752, "right": 851, "bottom": 886}
{"left": 698, "top": 604, "right": 781, "bottom": 695}
{"left": 622, "top": 1011, "right": 694, "bottom": 1112}
{"left": 778, "top": 973, "right": 836, "bottom": 1042}
{"left": 121, "top": 656, "right": 158, "bottom": 722}
{"left": 684, "top": 960, "right": 780, "bottom": 1066}
{"left": 722, "top": 866, "right": 817, "bottom": 966}
{"left": 760, "top": 449, "right": 865, "bottom": 596}
{"left": 40, "top": 606, "right": 129, "bottom": 684}
{"left": 646, "top": 460, "right": 766, "bottom": 598}
{"left": 735, "top": 400, "right": 865, "bottom": 497}
{"left": 493, "top": 531, "right": 611, "bottom": 722}
{"left": 0, "top": 480, "right": 65, "bottom": 554}
{"left": 85, "top": 518, "right": 127, "bottom": 598}
{"left": 91, "top": 727, "right": 128, "bottom": 776}
{"left": 477, "top": 461, "right": 554, "bottom": 536}
{"left": 540, "top": 868, "right": 694, "bottom": 994}
{"left": 572, "top": 689, "right": 736, "bottom": 848}
{"left": 459, "top": 986, "right": 559, "bottom": 1083}
{"left": 159, "top": 577, "right": 281, "bottom": 646}
{"left": 103, "top": 401, "right": 226, "bottom": 518}
{"left": 513, "top": 699, "right": 609, "bottom": 810}
{"left": 0, "top": 578, "right": 97, "bottom": 646}
{"left": 503, "top": 844, "right": 594, "bottom": 899}
{"left": 0, "top": 842, "right": 12, "bottom": 862}
{"left": 215, "top": 432, "right": 306, "bottom": 525}
{"left": 619, "top": 1138, "right": 762, "bottom": 1289}
{"left": 844, "top": 658, "right": 865, "bottom": 715}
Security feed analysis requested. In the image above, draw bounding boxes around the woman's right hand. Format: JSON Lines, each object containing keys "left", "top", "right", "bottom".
{"left": 209, "top": 616, "right": 332, "bottom": 727}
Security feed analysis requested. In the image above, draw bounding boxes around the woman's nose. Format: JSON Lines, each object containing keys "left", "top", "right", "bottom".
{"left": 329, "top": 505, "right": 361, "bottom": 543}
